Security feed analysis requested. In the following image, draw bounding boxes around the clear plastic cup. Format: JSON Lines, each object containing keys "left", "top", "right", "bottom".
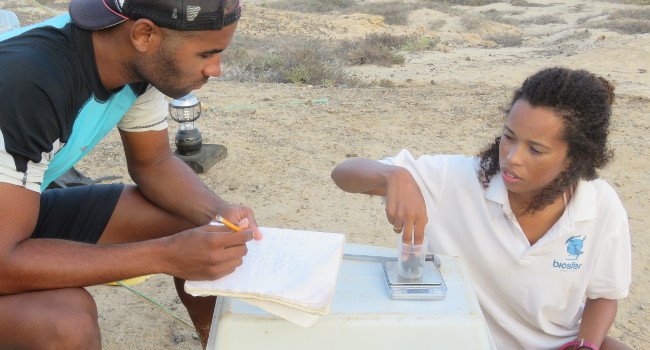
{"left": 397, "top": 236, "right": 428, "bottom": 279}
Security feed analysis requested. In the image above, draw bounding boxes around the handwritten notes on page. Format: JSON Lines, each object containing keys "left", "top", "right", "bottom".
{"left": 184, "top": 227, "right": 346, "bottom": 327}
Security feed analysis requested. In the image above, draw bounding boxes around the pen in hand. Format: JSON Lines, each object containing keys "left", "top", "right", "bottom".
{"left": 216, "top": 215, "right": 263, "bottom": 240}
{"left": 215, "top": 215, "right": 241, "bottom": 232}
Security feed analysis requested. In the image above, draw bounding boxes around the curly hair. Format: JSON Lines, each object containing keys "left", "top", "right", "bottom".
{"left": 477, "top": 67, "right": 615, "bottom": 213}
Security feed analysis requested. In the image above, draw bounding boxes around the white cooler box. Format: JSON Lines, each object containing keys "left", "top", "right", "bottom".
{"left": 207, "top": 243, "right": 496, "bottom": 350}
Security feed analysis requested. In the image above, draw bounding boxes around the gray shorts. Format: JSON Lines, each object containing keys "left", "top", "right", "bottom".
{"left": 31, "top": 184, "right": 124, "bottom": 243}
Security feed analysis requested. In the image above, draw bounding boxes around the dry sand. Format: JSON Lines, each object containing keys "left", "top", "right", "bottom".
{"left": 1, "top": 0, "right": 648, "bottom": 348}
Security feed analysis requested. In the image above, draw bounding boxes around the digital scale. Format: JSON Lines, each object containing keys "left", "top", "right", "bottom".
{"left": 343, "top": 253, "right": 447, "bottom": 300}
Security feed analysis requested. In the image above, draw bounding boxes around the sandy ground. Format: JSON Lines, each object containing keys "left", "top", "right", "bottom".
{"left": 2, "top": 0, "right": 649, "bottom": 348}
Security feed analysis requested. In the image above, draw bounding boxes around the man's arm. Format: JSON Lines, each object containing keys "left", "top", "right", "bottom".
{"left": 119, "top": 128, "right": 261, "bottom": 237}
{"left": 0, "top": 182, "right": 251, "bottom": 294}
{"left": 0, "top": 183, "right": 157, "bottom": 294}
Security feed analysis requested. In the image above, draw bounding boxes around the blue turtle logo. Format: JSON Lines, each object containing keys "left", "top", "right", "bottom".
{"left": 565, "top": 235, "right": 586, "bottom": 260}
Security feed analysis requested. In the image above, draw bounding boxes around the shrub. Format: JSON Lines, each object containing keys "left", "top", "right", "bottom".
{"left": 362, "top": 32, "right": 409, "bottom": 49}
{"left": 429, "top": 19, "right": 447, "bottom": 30}
{"left": 480, "top": 9, "right": 520, "bottom": 25}
{"left": 265, "top": 0, "right": 355, "bottom": 13}
{"left": 340, "top": 33, "right": 410, "bottom": 66}
{"left": 609, "top": 8, "right": 650, "bottom": 21}
{"left": 401, "top": 35, "right": 440, "bottom": 51}
{"left": 584, "top": 8, "right": 650, "bottom": 34}
{"left": 378, "top": 79, "right": 396, "bottom": 88}
{"left": 576, "top": 15, "right": 596, "bottom": 25}
{"left": 343, "top": 43, "right": 405, "bottom": 66}
{"left": 361, "top": 1, "right": 418, "bottom": 25}
{"left": 441, "top": 0, "right": 503, "bottom": 5}
{"left": 221, "top": 36, "right": 359, "bottom": 86}
{"left": 550, "top": 29, "right": 591, "bottom": 44}
{"left": 520, "top": 15, "right": 567, "bottom": 25}
{"left": 621, "top": 0, "right": 650, "bottom": 4}
{"left": 461, "top": 15, "right": 483, "bottom": 32}
{"left": 600, "top": 19, "right": 650, "bottom": 34}
{"left": 485, "top": 32, "right": 524, "bottom": 47}
{"left": 510, "top": 0, "right": 549, "bottom": 6}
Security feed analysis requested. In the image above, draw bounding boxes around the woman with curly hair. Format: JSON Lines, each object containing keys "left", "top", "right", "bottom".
{"left": 331, "top": 67, "right": 631, "bottom": 350}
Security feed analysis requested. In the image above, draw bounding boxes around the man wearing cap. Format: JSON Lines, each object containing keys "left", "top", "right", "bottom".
{"left": 0, "top": 0, "right": 256, "bottom": 348}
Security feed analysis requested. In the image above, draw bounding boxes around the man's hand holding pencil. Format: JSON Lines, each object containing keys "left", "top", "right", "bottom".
{"left": 214, "top": 202, "right": 264, "bottom": 240}
{"left": 158, "top": 202, "right": 263, "bottom": 280}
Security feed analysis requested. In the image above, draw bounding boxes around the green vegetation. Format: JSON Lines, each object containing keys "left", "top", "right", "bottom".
{"left": 401, "top": 35, "right": 440, "bottom": 51}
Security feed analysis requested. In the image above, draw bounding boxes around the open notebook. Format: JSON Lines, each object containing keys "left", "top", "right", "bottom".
{"left": 185, "top": 227, "right": 346, "bottom": 327}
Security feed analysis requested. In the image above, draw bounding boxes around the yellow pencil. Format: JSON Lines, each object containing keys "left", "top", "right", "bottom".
{"left": 215, "top": 215, "right": 241, "bottom": 232}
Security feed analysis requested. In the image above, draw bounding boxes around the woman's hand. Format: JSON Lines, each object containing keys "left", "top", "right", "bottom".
{"left": 384, "top": 167, "right": 428, "bottom": 244}
{"left": 331, "top": 158, "right": 428, "bottom": 244}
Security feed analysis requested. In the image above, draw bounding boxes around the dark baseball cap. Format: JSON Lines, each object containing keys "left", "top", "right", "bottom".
{"left": 69, "top": 0, "right": 241, "bottom": 31}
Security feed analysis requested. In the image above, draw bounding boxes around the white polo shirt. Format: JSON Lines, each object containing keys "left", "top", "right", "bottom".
{"left": 382, "top": 150, "right": 631, "bottom": 350}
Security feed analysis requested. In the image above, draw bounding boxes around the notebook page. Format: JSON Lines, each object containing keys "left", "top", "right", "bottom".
{"left": 185, "top": 227, "right": 345, "bottom": 314}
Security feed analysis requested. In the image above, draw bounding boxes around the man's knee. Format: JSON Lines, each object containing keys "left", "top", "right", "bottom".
{"left": 40, "top": 288, "right": 101, "bottom": 349}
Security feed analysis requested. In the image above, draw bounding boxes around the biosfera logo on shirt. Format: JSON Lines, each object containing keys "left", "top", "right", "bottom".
{"left": 552, "top": 235, "right": 586, "bottom": 271}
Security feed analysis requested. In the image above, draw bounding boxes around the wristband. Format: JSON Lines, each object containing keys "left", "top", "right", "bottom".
{"left": 559, "top": 338, "right": 600, "bottom": 350}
